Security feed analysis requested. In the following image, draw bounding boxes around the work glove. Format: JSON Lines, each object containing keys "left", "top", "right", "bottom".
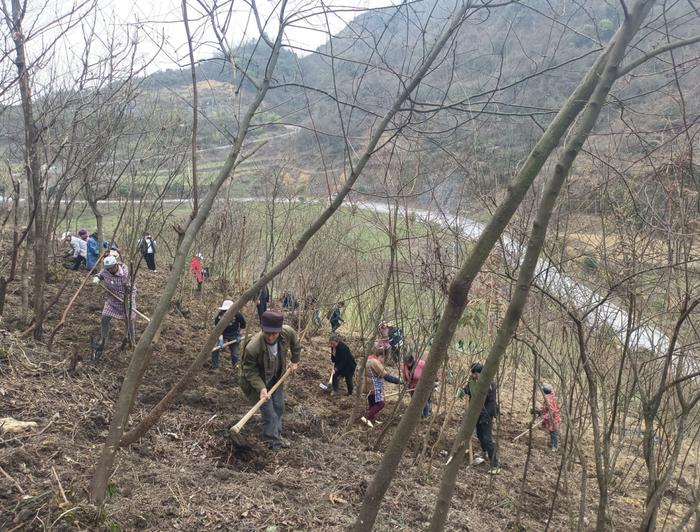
{"left": 457, "top": 387, "right": 465, "bottom": 400}
{"left": 92, "top": 276, "right": 100, "bottom": 285}
{"left": 217, "top": 338, "right": 224, "bottom": 347}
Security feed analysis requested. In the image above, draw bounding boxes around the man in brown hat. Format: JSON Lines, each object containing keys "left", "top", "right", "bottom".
{"left": 240, "top": 309, "right": 301, "bottom": 450}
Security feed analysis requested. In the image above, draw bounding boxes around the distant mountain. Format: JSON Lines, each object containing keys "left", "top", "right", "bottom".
{"left": 53, "top": 0, "right": 700, "bottom": 206}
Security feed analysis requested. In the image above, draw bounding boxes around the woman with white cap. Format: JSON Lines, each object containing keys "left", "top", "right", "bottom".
{"left": 91, "top": 255, "right": 137, "bottom": 363}
{"left": 212, "top": 299, "right": 246, "bottom": 370}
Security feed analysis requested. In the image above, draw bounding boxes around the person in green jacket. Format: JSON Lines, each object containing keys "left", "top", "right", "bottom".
{"left": 240, "top": 309, "right": 301, "bottom": 450}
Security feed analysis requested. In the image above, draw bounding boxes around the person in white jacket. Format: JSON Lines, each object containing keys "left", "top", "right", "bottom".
{"left": 62, "top": 231, "right": 87, "bottom": 270}
{"left": 137, "top": 232, "right": 157, "bottom": 272}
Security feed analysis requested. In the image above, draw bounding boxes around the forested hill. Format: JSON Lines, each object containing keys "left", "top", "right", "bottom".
{"left": 136, "top": 0, "right": 699, "bottom": 205}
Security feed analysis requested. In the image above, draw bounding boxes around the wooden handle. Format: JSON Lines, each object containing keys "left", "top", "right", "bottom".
{"left": 383, "top": 388, "right": 415, "bottom": 400}
{"left": 230, "top": 368, "right": 293, "bottom": 434}
{"left": 211, "top": 339, "right": 238, "bottom": 352}
{"left": 99, "top": 284, "right": 151, "bottom": 322}
{"left": 513, "top": 418, "right": 544, "bottom": 441}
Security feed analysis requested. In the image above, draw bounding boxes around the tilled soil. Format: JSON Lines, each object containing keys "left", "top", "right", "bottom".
{"left": 0, "top": 267, "right": 687, "bottom": 530}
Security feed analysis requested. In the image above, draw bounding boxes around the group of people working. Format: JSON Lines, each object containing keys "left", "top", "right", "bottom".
{"left": 61, "top": 229, "right": 158, "bottom": 273}
{"left": 328, "top": 328, "right": 560, "bottom": 476}
{"left": 63, "top": 229, "right": 560, "bottom": 462}
{"left": 223, "top": 304, "right": 562, "bottom": 463}
{"left": 60, "top": 229, "right": 158, "bottom": 363}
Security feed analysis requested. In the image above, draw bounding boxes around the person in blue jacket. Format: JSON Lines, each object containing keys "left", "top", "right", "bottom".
{"left": 87, "top": 231, "right": 109, "bottom": 271}
{"left": 87, "top": 232, "right": 101, "bottom": 271}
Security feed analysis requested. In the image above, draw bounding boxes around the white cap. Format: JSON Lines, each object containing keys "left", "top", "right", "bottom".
{"left": 219, "top": 299, "right": 233, "bottom": 311}
{"left": 61, "top": 231, "right": 71, "bottom": 239}
{"left": 103, "top": 255, "right": 117, "bottom": 268}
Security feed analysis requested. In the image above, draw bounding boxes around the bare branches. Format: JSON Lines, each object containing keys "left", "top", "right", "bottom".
{"left": 618, "top": 33, "right": 700, "bottom": 76}
{"left": 182, "top": 0, "right": 199, "bottom": 218}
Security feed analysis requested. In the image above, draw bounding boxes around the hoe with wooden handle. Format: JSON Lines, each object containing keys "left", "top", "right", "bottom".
{"left": 229, "top": 368, "right": 293, "bottom": 443}
{"left": 98, "top": 283, "right": 151, "bottom": 322}
{"left": 212, "top": 339, "right": 238, "bottom": 352}
{"left": 318, "top": 368, "right": 334, "bottom": 392}
{"left": 513, "top": 417, "right": 544, "bottom": 441}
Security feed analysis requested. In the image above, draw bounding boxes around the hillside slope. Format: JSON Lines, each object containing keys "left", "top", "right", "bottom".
{"left": 1, "top": 264, "right": 692, "bottom": 530}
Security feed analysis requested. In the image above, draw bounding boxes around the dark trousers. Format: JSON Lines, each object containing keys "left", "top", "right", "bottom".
{"left": 330, "top": 319, "right": 341, "bottom": 332}
{"left": 94, "top": 314, "right": 135, "bottom": 363}
{"left": 257, "top": 303, "right": 267, "bottom": 321}
{"left": 409, "top": 391, "right": 432, "bottom": 417}
{"left": 211, "top": 340, "right": 240, "bottom": 369}
{"left": 144, "top": 253, "right": 156, "bottom": 271}
{"left": 367, "top": 393, "right": 385, "bottom": 421}
{"left": 332, "top": 371, "right": 353, "bottom": 395}
{"left": 476, "top": 415, "right": 498, "bottom": 467}
{"left": 550, "top": 431, "right": 559, "bottom": 449}
{"left": 72, "top": 255, "right": 86, "bottom": 271}
{"left": 260, "top": 384, "right": 285, "bottom": 448}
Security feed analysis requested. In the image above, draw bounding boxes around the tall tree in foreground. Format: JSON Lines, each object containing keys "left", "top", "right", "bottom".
{"left": 429, "top": 2, "right": 658, "bottom": 528}
{"left": 353, "top": 0, "right": 700, "bottom": 528}
{"left": 116, "top": 0, "right": 509, "bottom": 449}
{"left": 88, "top": 0, "right": 292, "bottom": 503}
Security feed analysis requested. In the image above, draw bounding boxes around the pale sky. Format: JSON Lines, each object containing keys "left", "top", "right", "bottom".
{"left": 26, "top": 0, "right": 386, "bottom": 77}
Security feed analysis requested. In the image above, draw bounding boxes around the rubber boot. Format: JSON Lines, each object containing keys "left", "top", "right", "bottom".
{"left": 92, "top": 337, "right": 105, "bottom": 365}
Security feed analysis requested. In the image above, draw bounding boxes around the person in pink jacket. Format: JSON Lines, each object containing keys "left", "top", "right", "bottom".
{"left": 538, "top": 385, "right": 561, "bottom": 451}
{"left": 401, "top": 352, "right": 431, "bottom": 418}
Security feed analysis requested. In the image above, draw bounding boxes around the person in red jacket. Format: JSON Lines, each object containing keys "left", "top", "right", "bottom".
{"left": 190, "top": 253, "right": 204, "bottom": 291}
{"left": 400, "top": 352, "right": 432, "bottom": 418}
{"left": 537, "top": 385, "right": 561, "bottom": 451}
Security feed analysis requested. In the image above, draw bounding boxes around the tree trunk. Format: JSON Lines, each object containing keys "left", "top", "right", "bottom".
{"left": 352, "top": 17, "right": 615, "bottom": 532}
{"left": 0, "top": 277, "right": 6, "bottom": 315}
{"left": 20, "top": 245, "right": 29, "bottom": 317}
{"left": 88, "top": 16, "right": 291, "bottom": 504}
{"left": 350, "top": 228, "right": 397, "bottom": 426}
{"left": 426, "top": 5, "right": 656, "bottom": 529}
{"left": 7, "top": 0, "right": 47, "bottom": 340}
{"left": 640, "top": 410, "right": 688, "bottom": 531}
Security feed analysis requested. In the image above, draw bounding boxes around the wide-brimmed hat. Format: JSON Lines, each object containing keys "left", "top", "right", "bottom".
{"left": 261, "top": 310, "right": 283, "bottom": 333}
{"left": 104, "top": 255, "right": 117, "bottom": 268}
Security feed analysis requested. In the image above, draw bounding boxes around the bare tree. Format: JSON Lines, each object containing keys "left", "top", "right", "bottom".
{"left": 354, "top": 0, "right": 700, "bottom": 528}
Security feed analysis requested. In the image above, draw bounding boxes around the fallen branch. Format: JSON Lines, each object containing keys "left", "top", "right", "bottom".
{"left": 51, "top": 466, "right": 69, "bottom": 505}
{"left": 3, "top": 413, "right": 60, "bottom": 445}
{"left": 0, "top": 465, "right": 25, "bottom": 494}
